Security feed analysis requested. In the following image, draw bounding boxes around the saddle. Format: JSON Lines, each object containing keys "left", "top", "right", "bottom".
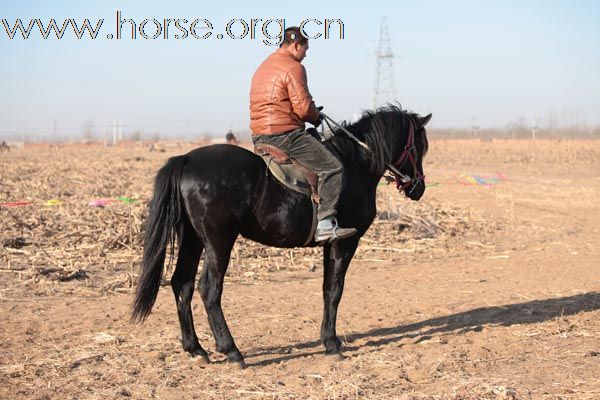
{"left": 254, "top": 144, "right": 320, "bottom": 204}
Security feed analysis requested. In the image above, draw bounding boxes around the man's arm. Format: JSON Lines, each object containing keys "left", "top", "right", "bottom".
{"left": 286, "top": 63, "right": 320, "bottom": 122}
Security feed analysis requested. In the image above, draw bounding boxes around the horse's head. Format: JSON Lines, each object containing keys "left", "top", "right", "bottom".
{"left": 391, "top": 112, "right": 431, "bottom": 201}
{"left": 333, "top": 106, "right": 431, "bottom": 200}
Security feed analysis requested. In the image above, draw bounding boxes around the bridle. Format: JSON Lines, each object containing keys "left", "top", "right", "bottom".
{"left": 385, "top": 119, "right": 425, "bottom": 195}
{"left": 320, "top": 112, "right": 424, "bottom": 195}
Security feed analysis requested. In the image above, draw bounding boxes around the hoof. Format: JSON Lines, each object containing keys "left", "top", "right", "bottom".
{"left": 188, "top": 349, "right": 210, "bottom": 364}
{"left": 231, "top": 360, "right": 246, "bottom": 370}
{"left": 326, "top": 352, "right": 345, "bottom": 362}
{"left": 196, "top": 355, "right": 211, "bottom": 365}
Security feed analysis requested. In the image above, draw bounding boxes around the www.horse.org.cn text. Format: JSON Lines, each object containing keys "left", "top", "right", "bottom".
{"left": 1, "top": 12, "right": 345, "bottom": 46}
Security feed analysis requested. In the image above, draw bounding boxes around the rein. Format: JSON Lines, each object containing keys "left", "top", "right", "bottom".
{"left": 320, "top": 112, "right": 424, "bottom": 194}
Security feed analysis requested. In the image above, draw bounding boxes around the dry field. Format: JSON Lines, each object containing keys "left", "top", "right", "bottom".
{"left": 1, "top": 139, "right": 599, "bottom": 399}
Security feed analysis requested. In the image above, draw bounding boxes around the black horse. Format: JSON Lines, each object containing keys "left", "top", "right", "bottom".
{"left": 132, "top": 105, "right": 431, "bottom": 367}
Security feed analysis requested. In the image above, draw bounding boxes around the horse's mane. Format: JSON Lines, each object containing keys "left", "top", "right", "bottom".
{"left": 331, "top": 104, "right": 428, "bottom": 175}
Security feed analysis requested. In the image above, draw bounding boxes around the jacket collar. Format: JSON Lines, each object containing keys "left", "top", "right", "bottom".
{"left": 276, "top": 47, "right": 300, "bottom": 62}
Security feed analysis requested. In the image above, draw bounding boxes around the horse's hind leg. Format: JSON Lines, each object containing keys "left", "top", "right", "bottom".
{"left": 171, "top": 220, "right": 209, "bottom": 362}
{"left": 199, "top": 233, "right": 244, "bottom": 366}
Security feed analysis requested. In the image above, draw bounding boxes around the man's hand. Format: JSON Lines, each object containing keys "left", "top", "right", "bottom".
{"left": 311, "top": 106, "right": 324, "bottom": 127}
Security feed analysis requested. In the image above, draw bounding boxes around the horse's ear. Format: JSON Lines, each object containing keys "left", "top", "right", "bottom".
{"left": 420, "top": 113, "right": 432, "bottom": 126}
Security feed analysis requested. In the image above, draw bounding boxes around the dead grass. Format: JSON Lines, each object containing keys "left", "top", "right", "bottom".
{"left": 1, "top": 143, "right": 497, "bottom": 298}
{"left": 1, "top": 140, "right": 599, "bottom": 399}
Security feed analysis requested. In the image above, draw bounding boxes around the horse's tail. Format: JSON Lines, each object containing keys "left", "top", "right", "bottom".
{"left": 132, "top": 154, "right": 187, "bottom": 322}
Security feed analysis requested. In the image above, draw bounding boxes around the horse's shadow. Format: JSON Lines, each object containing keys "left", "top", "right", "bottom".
{"left": 245, "top": 291, "right": 600, "bottom": 367}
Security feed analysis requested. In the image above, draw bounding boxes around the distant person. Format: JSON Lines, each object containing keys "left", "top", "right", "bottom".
{"left": 225, "top": 131, "right": 239, "bottom": 145}
{"left": 249, "top": 26, "right": 356, "bottom": 243}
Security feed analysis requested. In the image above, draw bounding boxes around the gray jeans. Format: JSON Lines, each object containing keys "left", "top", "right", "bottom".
{"left": 253, "top": 129, "right": 344, "bottom": 220}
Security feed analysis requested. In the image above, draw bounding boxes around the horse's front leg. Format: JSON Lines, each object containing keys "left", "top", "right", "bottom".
{"left": 320, "top": 237, "right": 359, "bottom": 357}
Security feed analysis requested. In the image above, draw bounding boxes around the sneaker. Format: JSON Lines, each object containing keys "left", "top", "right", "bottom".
{"left": 314, "top": 226, "right": 357, "bottom": 243}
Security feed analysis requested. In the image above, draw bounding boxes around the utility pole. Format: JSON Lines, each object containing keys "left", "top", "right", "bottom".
{"left": 111, "top": 118, "right": 124, "bottom": 145}
{"left": 118, "top": 117, "right": 123, "bottom": 141}
{"left": 372, "top": 16, "right": 397, "bottom": 109}
{"left": 471, "top": 118, "right": 479, "bottom": 139}
{"left": 137, "top": 115, "right": 144, "bottom": 145}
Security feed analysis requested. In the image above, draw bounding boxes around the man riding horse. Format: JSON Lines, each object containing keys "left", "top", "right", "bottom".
{"left": 133, "top": 25, "right": 431, "bottom": 367}
{"left": 250, "top": 26, "right": 356, "bottom": 243}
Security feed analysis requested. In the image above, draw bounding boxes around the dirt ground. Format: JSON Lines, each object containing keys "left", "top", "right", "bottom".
{"left": 1, "top": 140, "right": 599, "bottom": 399}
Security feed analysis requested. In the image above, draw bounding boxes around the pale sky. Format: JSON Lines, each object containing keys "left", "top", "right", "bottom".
{"left": 1, "top": 0, "right": 599, "bottom": 140}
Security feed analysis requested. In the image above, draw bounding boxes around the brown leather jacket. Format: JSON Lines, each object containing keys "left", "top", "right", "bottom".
{"left": 249, "top": 48, "right": 320, "bottom": 135}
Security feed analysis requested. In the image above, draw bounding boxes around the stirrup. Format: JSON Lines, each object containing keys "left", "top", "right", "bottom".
{"left": 314, "top": 219, "right": 357, "bottom": 243}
